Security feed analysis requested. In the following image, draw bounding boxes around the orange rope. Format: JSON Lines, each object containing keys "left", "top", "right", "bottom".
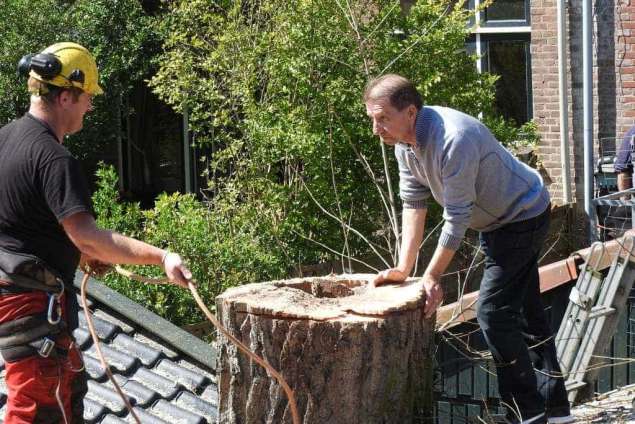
{"left": 87, "top": 266, "right": 301, "bottom": 424}
{"left": 188, "top": 281, "right": 301, "bottom": 424}
{"left": 80, "top": 272, "right": 141, "bottom": 424}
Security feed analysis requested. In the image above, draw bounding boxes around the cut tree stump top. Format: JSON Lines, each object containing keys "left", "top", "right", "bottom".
{"left": 216, "top": 274, "right": 425, "bottom": 322}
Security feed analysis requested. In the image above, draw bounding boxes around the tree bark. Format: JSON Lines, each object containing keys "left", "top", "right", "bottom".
{"left": 216, "top": 274, "right": 435, "bottom": 424}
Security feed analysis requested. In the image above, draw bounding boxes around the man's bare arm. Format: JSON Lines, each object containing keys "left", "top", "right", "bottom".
{"left": 62, "top": 212, "right": 191, "bottom": 287}
{"left": 373, "top": 208, "right": 426, "bottom": 284}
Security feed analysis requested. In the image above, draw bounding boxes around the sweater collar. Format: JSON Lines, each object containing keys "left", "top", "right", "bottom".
{"left": 414, "top": 106, "right": 433, "bottom": 148}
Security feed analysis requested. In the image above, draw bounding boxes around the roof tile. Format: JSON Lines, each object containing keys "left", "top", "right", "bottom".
{"left": 83, "top": 354, "right": 108, "bottom": 381}
{"left": 112, "top": 334, "right": 163, "bottom": 367}
{"left": 94, "top": 310, "right": 134, "bottom": 335}
{"left": 100, "top": 415, "right": 127, "bottom": 424}
{"left": 85, "top": 344, "right": 139, "bottom": 375}
{"left": 130, "top": 407, "right": 171, "bottom": 424}
{"left": 83, "top": 397, "right": 110, "bottom": 423}
{"left": 78, "top": 313, "right": 121, "bottom": 341}
{"left": 131, "top": 368, "right": 181, "bottom": 399}
{"left": 0, "top": 276, "right": 220, "bottom": 423}
{"left": 200, "top": 384, "right": 218, "bottom": 405}
{"left": 175, "top": 391, "right": 218, "bottom": 421}
{"left": 86, "top": 380, "right": 135, "bottom": 416}
{"left": 113, "top": 375, "right": 159, "bottom": 407}
{"left": 72, "top": 327, "right": 93, "bottom": 349}
{"left": 154, "top": 359, "right": 211, "bottom": 393}
{"left": 151, "top": 399, "right": 206, "bottom": 424}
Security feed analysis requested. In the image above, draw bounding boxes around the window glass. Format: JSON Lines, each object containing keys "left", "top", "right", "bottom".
{"left": 485, "top": 0, "right": 526, "bottom": 21}
{"left": 487, "top": 40, "right": 529, "bottom": 124}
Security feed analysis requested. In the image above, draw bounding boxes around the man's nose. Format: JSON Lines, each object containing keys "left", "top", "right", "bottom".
{"left": 372, "top": 120, "right": 381, "bottom": 135}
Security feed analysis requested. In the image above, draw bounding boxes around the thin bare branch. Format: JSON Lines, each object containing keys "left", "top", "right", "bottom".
{"left": 301, "top": 178, "right": 391, "bottom": 268}
{"left": 412, "top": 218, "right": 444, "bottom": 275}
{"left": 292, "top": 229, "right": 380, "bottom": 272}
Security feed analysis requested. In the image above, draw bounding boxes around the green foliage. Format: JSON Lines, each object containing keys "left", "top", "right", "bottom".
{"left": 151, "top": 0, "right": 500, "bottom": 266}
{"left": 93, "top": 164, "right": 287, "bottom": 325}
{"left": 93, "top": 163, "right": 143, "bottom": 237}
{"left": 482, "top": 116, "right": 541, "bottom": 150}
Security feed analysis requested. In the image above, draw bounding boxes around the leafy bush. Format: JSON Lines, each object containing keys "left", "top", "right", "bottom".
{"left": 482, "top": 116, "right": 541, "bottom": 151}
{"left": 93, "top": 164, "right": 287, "bottom": 325}
{"left": 150, "top": 0, "right": 500, "bottom": 268}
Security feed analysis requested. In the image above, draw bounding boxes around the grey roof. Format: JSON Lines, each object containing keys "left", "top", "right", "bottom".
{"left": 0, "top": 274, "right": 219, "bottom": 423}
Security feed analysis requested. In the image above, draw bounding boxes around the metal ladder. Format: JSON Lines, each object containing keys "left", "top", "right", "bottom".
{"left": 555, "top": 235, "right": 635, "bottom": 403}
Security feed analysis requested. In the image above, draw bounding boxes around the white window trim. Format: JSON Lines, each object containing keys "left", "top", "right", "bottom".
{"left": 474, "top": 26, "right": 531, "bottom": 34}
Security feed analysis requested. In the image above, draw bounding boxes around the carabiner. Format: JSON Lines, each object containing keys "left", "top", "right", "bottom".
{"left": 47, "top": 293, "right": 62, "bottom": 325}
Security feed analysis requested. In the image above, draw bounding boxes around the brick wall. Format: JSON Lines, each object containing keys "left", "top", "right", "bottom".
{"left": 531, "top": 0, "right": 635, "bottom": 206}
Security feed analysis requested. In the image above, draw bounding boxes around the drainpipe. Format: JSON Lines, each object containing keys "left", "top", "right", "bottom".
{"left": 583, "top": 0, "right": 596, "bottom": 240}
{"left": 183, "top": 106, "right": 193, "bottom": 194}
{"left": 557, "top": 0, "right": 572, "bottom": 204}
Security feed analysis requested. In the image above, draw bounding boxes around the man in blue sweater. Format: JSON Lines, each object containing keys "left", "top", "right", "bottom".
{"left": 365, "top": 74, "right": 572, "bottom": 424}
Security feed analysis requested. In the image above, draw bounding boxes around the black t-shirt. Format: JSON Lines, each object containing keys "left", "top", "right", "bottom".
{"left": 0, "top": 113, "right": 93, "bottom": 283}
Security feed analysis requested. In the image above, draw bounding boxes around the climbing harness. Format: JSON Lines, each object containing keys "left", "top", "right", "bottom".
{"left": 81, "top": 265, "right": 301, "bottom": 424}
{"left": 0, "top": 249, "right": 85, "bottom": 424}
{"left": 0, "top": 249, "right": 68, "bottom": 361}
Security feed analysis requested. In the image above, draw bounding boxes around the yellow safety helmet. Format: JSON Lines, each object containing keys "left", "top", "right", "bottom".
{"left": 27, "top": 42, "right": 103, "bottom": 96}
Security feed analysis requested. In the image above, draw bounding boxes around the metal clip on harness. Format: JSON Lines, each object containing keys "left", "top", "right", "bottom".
{"left": 37, "top": 337, "right": 56, "bottom": 358}
{"left": 47, "top": 280, "right": 64, "bottom": 325}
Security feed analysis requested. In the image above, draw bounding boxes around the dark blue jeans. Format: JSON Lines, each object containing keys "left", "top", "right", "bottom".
{"left": 477, "top": 207, "right": 570, "bottom": 420}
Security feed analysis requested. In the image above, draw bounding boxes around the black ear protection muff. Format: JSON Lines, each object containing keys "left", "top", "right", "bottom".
{"left": 18, "top": 53, "right": 61, "bottom": 79}
{"left": 17, "top": 53, "right": 84, "bottom": 84}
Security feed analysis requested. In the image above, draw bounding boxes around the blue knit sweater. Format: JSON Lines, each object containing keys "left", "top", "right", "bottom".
{"left": 395, "top": 106, "right": 550, "bottom": 251}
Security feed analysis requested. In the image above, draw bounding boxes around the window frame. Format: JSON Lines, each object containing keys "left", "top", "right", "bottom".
{"left": 481, "top": 0, "right": 530, "bottom": 27}
{"left": 469, "top": 0, "right": 533, "bottom": 124}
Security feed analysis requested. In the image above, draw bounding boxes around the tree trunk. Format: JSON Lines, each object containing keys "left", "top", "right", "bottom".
{"left": 216, "top": 274, "right": 435, "bottom": 424}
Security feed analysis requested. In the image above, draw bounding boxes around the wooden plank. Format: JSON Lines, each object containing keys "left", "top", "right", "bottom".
{"left": 458, "top": 363, "right": 473, "bottom": 397}
{"left": 473, "top": 362, "right": 489, "bottom": 401}
{"left": 440, "top": 341, "right": 458, "bottom": 399}
{"left": 437, "top": 401, "right": 452, "bottom": 424}
{"left": 452, "top": 403, "right": 466, "bottom": 424}
{"left": 488, "top": 362, "right": 499, "bottom": 399}
{"left": 466, "top": 403, "right": 483, "bottom": 423}
{"left": 597, "top": 339, "right": 612, "bottom": 394}
{"left": 614, "top": 308, "right": 628, "bottom": 388}
{"left": 467, "top": 404, "right": 481, "bottom": 424}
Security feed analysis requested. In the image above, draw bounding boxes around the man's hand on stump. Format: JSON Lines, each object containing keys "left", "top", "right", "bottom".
{"left": 372, "top": 268, "right": 408, "bottom": 287}
{"left": 422, "top": 273, "right": 443, "bottom": 318}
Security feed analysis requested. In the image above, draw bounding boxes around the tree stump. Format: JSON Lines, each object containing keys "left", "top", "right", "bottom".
{"left": 215, "top": 274, "right": 435, "bottom": 424}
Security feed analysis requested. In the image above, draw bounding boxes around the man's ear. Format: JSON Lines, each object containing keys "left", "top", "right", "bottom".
{"left": 408, "top": 104, "right": 417, "bottom": 120}
{"left": 57, "top": 90, "right": 72, "bottom": 110}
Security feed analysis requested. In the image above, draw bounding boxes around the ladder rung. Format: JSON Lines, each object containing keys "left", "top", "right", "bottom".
{"left": 565, "top": 380, "right": 586, "bottom": 391}
{"left": 588, "top": 306, "right": 616, "bottom": 319}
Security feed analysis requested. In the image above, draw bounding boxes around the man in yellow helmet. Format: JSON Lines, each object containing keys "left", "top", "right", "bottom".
{"left": 0, "top": 42, "right": 192, "bottom": 423}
